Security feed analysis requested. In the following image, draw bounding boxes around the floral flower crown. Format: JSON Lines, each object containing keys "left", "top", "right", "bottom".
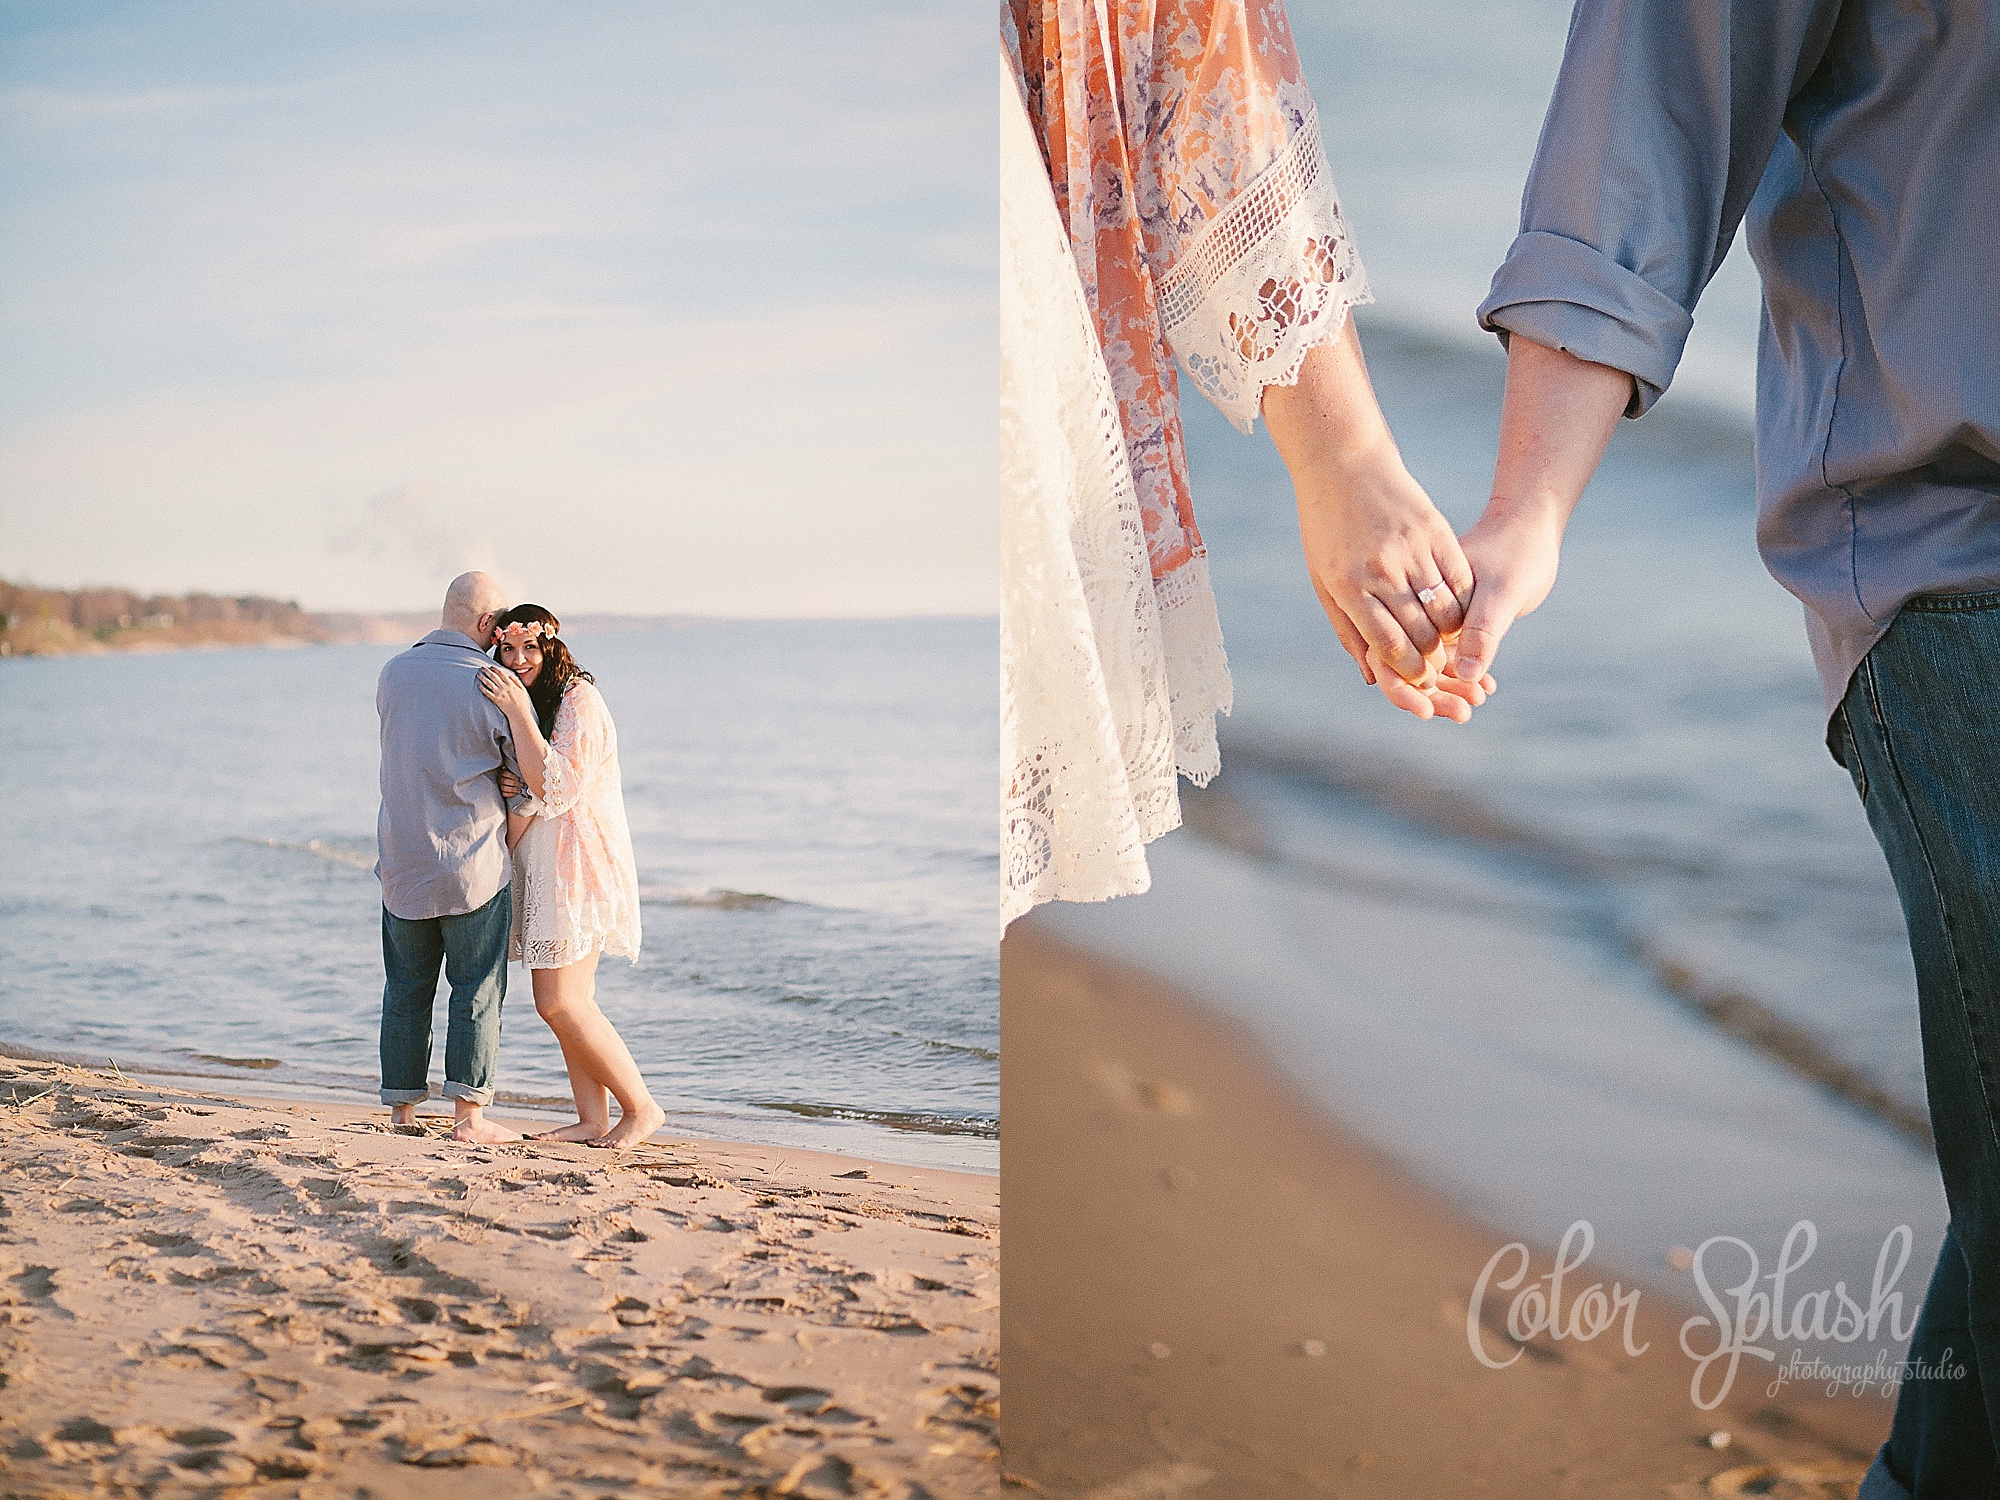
{"left": 496, "top": 619, "right": 554, "bottom": 649}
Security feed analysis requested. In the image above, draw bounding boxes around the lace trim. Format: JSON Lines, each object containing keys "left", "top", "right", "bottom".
{"left": 517, "top": 929, "right": 641, "bottom": 970}
{"left": 1154, "top": 557, "right": 1232, "bottom": 786}
{"left": 1156, "top": 105, "right": 1373, "bottom": 434}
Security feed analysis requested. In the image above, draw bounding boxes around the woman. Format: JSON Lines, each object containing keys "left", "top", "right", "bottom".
{"left": 1000, "top": 0, "right": 1493, "bottom": 920}
{"left": 476, "top": 605, "right": 664, "bottom": 1151}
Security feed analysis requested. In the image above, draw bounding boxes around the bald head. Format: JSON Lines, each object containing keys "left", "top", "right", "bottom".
{"left": 442, "top": 571, "right": 508, "bottom": 648}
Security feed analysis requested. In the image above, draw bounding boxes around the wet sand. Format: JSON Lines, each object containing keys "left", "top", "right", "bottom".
{"left": 1000, "top": 923, "right": 1892, "bottom": 1499}
{"left": 0, "top": 1054, "right": 997, "bottom": 1498}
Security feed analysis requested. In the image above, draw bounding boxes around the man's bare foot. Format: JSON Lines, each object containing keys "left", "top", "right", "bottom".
{"left": 590, "top": 1103, "right": 667, "bottom": 1152}
{"left": 532, "top": 1120, "right": 611, "bottom": 1142}
{"left": 451, "top": 1113, "right": 522, "bottom": 1144}
{"left": 389, "top": 1103, "right": 418, "bottom": 1126}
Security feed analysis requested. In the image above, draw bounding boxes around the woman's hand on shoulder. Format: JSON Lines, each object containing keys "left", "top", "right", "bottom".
{"left": 479, "top": 664, "right": 534, "bottom": 722}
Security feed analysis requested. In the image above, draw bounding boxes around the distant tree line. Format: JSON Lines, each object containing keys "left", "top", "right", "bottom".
{"left": 0, "top": 579, "right": 325, "bottom": 656}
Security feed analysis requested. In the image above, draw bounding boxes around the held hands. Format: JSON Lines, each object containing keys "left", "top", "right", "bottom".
{"left": 1275, "top": 331, "right": 1609, "bottom": 717}
{"left": 1333, "top": 494, "right": 1562, "bottom": 717}
{"left": 1295, "top": 452, "right": 1496, "bottom": 723}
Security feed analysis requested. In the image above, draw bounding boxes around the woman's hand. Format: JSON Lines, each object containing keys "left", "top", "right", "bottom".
{"left": 1361, "top": 642, "right": 1497, "bottom": 723}
{"left": 479, "top": 665, "right": 534, "bottom": 724}
{"left": 499, "top": 767, "right": 524, "bottom": 800}
{"left": 1261, "top": 327, "right": 1480, "bottom": 720}
{"left": 1294, "top": 450, "right": 1477, "bottom": 692}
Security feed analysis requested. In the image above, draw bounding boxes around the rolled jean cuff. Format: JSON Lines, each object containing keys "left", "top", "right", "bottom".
{"left": 1858, "top": 1446, "right": 1909, "bottom": 1500}
{"left": 441, "top": 1080, "right": 494, "bottom": 1106}
{"left": 380, "top": 1087, "right": 430, "bottom": 1105}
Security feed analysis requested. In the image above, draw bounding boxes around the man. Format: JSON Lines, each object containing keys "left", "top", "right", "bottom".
{"left": 1444, "top": 5, "right": 2000, "bottom": 1495}
{"left": 375, "top": 570, "right": 527, "bottom": 1145}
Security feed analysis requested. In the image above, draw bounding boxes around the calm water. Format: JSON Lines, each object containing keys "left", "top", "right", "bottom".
{"left": 0, "top": 618, "right": 997, "bottom": 1170}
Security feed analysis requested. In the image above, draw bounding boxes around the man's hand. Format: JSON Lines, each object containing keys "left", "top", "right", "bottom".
{"left": 1445, "top": 335, "right": 1632, "bottom": 684}
{"left": 1449, "top": 497, "right": 1566, "bottom": 685}
{"left": 499, "top": 767, "right": 524, "bottom": 800}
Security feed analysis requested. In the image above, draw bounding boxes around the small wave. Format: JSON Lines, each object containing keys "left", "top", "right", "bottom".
{"left": 190, "top": 1053, "right": 282, "bottom": 1071}
{"left": 236, "top": 836, "right": 374, "bottom": 872}
{"left": 753, "top": 1100, "right": 999, "bottom": 1140}
{"left": 1194, "top": 746, "right": 1930, "bottom": 1148}
{"left": 891, "top": 1031, "right": 1000, "bottom": 1063}
{"left": 1628, "top": 934, "right": 1931, "bottom": 1147}
{"left": 639, "top": 886, "right": 795, "bottom": 911}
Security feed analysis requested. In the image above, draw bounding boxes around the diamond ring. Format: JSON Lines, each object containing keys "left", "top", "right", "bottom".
{"left": 1417, "top": 586, "right": 1442, "bottom": 607}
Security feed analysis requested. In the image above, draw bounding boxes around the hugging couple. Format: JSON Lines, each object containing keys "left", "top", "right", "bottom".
{"left": 372, "top": 570, "right": 664, "bottom": 1150}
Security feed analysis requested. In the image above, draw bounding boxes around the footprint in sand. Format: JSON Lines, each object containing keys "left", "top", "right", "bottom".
{"left": 1079, "top": 1461, "right": 1218, "bottom": 1500}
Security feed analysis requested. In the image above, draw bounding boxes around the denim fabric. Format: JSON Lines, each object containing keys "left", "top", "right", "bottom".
{"left": 1833, "top": 589, "right": 2000, "bottom": 1499}
{"left": 379, "top": 884, "right": 510, "bottom": 1106}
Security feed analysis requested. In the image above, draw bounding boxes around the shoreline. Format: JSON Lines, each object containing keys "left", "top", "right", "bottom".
{"left": 0, "top": 1052, "right": 998, "bottom": 1498}
{"left": 0, "top": 1041, "right": 998, "bottom": 1178}
{"left": 0, "top": 612, "right": 1003, "bottom": 661}
{"left": 1032, "top": 810, "right": 1945, "bottom": 1333}
{"left": 1002, "top": 923, "right": 1887, "bottom": 1498}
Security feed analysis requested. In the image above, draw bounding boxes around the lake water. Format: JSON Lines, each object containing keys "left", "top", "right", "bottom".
{"left": 0, "top": 618, "right": 998, "bottom": 1171}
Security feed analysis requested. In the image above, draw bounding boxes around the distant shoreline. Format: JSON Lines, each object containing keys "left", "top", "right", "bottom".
{"left": 0, "top": 609, "right": 997, "bottom": 660}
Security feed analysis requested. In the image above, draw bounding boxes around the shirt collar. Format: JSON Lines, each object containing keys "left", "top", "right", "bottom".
{"left": 419, "top": 628, "right": 489, "bottom": 653}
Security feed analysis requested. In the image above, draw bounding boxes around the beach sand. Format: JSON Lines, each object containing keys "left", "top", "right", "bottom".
{"left": 0, "top": 1054, "right": 997, "bottom": 1498}
{"left": 1000, "top": 923, "right": 1892, "bottom": 1499}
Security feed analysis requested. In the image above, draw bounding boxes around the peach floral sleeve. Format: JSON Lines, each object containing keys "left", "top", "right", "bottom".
{"left": 1006, "top": 0, "right": 1370, "bottom": 587}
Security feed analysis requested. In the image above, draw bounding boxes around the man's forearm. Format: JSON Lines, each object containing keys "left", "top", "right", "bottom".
{"left": 1446, "top": 336, "right": 1635, "bottom": 683}
{"left": 1489, "top": 335, "right": 1632, "bottom": 529}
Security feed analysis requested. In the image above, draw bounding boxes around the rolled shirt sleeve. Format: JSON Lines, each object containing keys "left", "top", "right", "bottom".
{"left": 1477, "top": 0, "right": 1839, "bottom": 415}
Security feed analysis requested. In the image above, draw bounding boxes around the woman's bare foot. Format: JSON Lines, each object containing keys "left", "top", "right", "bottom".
{"left": 532, "top": 1120, "right": 612, "bottom": 1142}
{"left": 590, "top": 1103, "right": 667, "bottom": 1152}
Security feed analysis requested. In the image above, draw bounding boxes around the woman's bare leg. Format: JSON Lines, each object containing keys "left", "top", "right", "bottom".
{"left": 529, "top": 963, "right": 614, "bottom": 1141}
{"left": 531, "top": 953, "right": 665, "bottom": 1150}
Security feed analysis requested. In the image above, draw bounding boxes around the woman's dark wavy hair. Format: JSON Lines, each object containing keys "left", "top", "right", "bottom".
{"left": 491, "top": 603, "right": 592, "bottom": 739}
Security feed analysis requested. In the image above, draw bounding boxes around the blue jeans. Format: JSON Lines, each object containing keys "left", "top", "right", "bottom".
{"left": 1833, "top": 592, "right": 2000, "bottom": 1500}
{"left": 379, "top": 885, "right": 510, "bottom": 1107}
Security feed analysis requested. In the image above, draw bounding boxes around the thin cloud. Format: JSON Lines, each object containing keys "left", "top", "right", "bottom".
{"left": 0, "top": 85, "right": 279, "bottom": 127}
{"left": 326, "top": 481, "right": 502, "bottom": 587}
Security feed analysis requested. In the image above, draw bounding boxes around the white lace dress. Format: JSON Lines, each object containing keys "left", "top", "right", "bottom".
{"left": 509, "top": 680, "right": 642, "bottom": 970}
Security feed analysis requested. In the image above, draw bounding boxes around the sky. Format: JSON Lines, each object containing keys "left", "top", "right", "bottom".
{"left": 0, "top": 1, "right": 995, "bottom": 617}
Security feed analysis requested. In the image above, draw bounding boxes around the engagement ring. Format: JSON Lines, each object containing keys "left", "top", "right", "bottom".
{"left": 1417, "top": 586, "right": 1442, "bottom": 607}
